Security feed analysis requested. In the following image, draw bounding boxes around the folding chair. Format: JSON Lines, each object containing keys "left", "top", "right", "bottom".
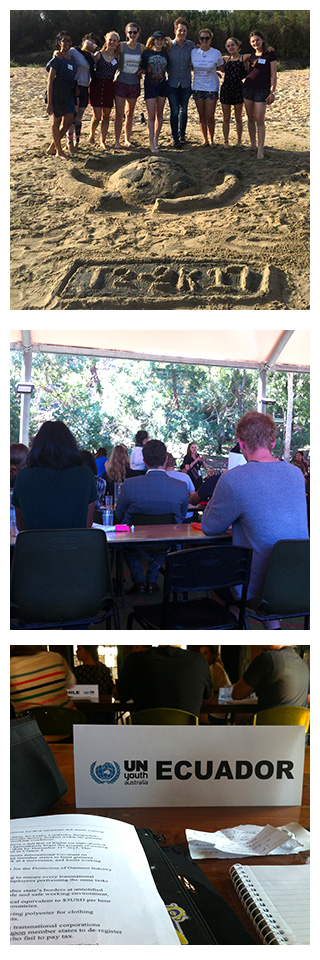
{"left": 10, "top": 528, "right": 119, "bottom": 629}
{"left": 127, "top": 544, "right": 252, "bottom": 630}
{"left": 245, "top": 539, "right": 310, "bottom": 629}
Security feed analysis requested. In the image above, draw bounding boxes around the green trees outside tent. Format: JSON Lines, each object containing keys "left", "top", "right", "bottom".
{"left": 10, "top": 351, "right": 310, "bottom": 461}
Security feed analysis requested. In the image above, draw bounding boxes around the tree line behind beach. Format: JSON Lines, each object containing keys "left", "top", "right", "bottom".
{"left": 11, "top": 9, "right": 309, "bottom": 65}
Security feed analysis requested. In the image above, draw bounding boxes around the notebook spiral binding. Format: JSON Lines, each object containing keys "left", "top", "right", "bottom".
{"left": 229, "top": 864, "right": 290, "bottom": 944}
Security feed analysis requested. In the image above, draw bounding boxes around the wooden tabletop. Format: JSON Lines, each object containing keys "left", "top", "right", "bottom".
{"left": 105, "top": 524, "right": 231, "bottom": 545}
{"left": 77, "top": 694, "right": 257, "bottom": 717}
{"left": 47, "top": 743, "right": 310, "bottom": 944}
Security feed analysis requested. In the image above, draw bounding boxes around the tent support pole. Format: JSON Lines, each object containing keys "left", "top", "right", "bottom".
{"left": 19, "top": 331, "right": 32, "bottom": 447}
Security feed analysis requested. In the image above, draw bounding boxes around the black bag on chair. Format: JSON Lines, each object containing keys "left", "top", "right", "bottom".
{"left": 10, "top": 715, "right": 68, "bottom": 819}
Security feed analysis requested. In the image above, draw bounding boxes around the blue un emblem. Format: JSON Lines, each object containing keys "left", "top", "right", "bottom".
{"left": 90, "top": 761, "right": 121, "bottom": 784}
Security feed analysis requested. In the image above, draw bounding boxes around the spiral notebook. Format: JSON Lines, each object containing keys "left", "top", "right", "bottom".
{"left": 229, "top": 863, "right": 310, "bottom": 944}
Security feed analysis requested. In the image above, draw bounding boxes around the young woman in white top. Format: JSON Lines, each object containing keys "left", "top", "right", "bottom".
{"left": 191, "top": 29, "right": 224, "bottom": 146}
{"left": 114, "top": 22, "right": 145, "bottom": 148}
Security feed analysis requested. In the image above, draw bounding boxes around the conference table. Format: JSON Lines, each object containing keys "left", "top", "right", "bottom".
{"left": 103, "top": 523, "right": 231, "bottom": 547}
{"left": 47, "top": 743, "right": 310, "bottom": 944}
{"left": 97, "top": 522, "right": 232, "bottom": 605}
{"left": 76, "top": 694, "right": 258, "bottom": 723}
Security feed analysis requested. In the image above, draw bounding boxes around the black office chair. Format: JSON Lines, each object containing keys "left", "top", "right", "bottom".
{"left": 127, "top": 544, "right": 252, "bottom": 630}
{"left": 245, "top": 539, "right": 310, "bottom": 629}
{"left": 10, "top": 528, "right": 120, "bottom": 629}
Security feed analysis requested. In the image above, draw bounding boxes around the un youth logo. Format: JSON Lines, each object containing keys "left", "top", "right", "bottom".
{"left": 90, "top": 761, "right": 121, "bottom": 784}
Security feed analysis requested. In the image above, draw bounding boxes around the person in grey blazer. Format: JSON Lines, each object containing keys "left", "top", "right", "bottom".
{"left": 115, "top": 439, "right": 188, "bottom": 593}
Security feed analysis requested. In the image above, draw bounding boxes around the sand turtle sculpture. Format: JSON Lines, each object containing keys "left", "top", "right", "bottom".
{"left": 63, "top": 155, "right": 243, "bottom": 213}
{"left": 102, "top": 156, "right": 243, "bottom": 212}
{"left": 106, "top": 155, "right": 195, "bottom": 204}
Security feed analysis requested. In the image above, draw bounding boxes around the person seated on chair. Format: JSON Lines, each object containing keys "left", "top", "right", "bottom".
{"left": 231, "top": 645, "right": 310, "bottom": 712}
{"left": 130, "top": 429, "right": 149, "bottom": 472}
{"left": 117, "top": 644, "right": 212, "bottom": 717}
{"left": 199, "top": 645, "right": 232, "bottom": 724}
{"left": 12, "top": 421, "right": 96, "bottom": 531}
{"left": 80, "top": 449, "right": 106, "bottom": 508}
{"left": 115, "top": 439, "right": 188, "bottom": 594}
{"left": 165, "top": 452, "right": 194, "bottom": 522}
{"left": 189, "top": 471, "right": 221, "bottom": 506}
{"left": 74, "top": 645, "right": 114, "bottom": 695}
{"left": 10, "top": 646, "right": 76, "bottom": 715}
{"left": 104, "top": 443, "right": 139, "bottom": 498}
{"left": 202, "top": 410, "right": 309, "bottom": 629}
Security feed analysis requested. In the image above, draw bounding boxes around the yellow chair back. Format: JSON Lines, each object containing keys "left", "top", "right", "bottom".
{"left": 129, "top": 707, "right": 198, "bottom": 725}
{"left": 253, "top": 705, "right": 310, "bottom": 732}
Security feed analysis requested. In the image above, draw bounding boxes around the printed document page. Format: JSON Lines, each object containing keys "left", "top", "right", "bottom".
{"left": 10, "top": 814, "right": 180, "bottom": 945}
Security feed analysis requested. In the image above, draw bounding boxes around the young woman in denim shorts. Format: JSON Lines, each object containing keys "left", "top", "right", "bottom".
{"left": 140, "top": 32, "right": 170, "bottom": 154}
{"left": 191, "top": 29, "right": 224, "bottom": 146}
{"left": 242, "top": 29, "right": 277, "bottom": 159}
{"left": 114, "top": 22, "right": 144, "bottom": 148}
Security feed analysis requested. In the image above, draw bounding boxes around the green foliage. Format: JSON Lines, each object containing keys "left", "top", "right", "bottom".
{"left": 10, "top": 351, "right": 310, "bottom": 462}
{"left": 10, "top": 8, "right": 310, "bottom": 61}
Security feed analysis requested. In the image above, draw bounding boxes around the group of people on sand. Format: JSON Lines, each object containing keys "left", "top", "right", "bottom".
{"left": 46, "top": 16, "right": 277, "bottom": 160}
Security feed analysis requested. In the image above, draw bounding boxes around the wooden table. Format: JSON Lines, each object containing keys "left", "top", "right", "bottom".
{"left": 77, "top": 694, "right": 257, "bottom": 722}
{"left": 48, "top": 743, "right": 310, "bottom": 944}
{"left": 104, "top": 524, "right": 231, "bottom": 547}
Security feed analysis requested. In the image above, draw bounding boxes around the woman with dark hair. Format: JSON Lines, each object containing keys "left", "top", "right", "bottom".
{"left": 10, "top": 443, "right": 29, "bottom": 489}
{"left": 140, "top": 32, "right": 171, "bottom": 153}
{"left": 242, "top": 29, "right": 277, "bottom": 159}
{"left": 130, "top": 429, "right": 149, "bottom": 471}
{"left": 80, "top": 450, "right": 106, "bottom": 507}
{"left": 12, "top": 421, "right": 96, "bottom": 531}
{"left": 46, "top": 32, "right": 77, "bottom": 158}
{"left": 181, "top": 442, "right": 208, "bottom": 489}
{"left": 75, "top": 645, "right": 114, "bottom": 695}
{"left": 66, "top": 33, "right": 99, "bottom": 152}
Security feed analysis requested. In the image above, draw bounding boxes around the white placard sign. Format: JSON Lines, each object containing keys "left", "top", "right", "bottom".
{"left": 74, "top": 726, "right": 305, "bottom": 808}
{"left": 68, "top": 684, "right": 99, "bottom": 702}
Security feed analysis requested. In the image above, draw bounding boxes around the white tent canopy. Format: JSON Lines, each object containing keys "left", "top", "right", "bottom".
{"left": 10, "top": 329, "right": 310, "bottom": 372}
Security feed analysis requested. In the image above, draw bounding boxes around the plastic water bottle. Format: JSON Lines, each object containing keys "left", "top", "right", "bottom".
{"left": 10, "top": 491, "right": 17, "bottom": 537}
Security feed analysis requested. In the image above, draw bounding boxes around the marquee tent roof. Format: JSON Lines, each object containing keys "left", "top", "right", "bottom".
{"left": 10, "top": 329, "right": 310, "bottom": 372}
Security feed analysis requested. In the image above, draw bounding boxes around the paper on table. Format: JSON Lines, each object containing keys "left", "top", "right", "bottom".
{"left": 186, "top": 822, "right": 310, "bottom": 859}
{"left": 10, "top": 814, "right": 180, "bottom": 945}
{"left": 218, "top": 686, "right": 258, "bottom": 705}
{"left": 92, "top": 522, "right": 115, "bottom": 532}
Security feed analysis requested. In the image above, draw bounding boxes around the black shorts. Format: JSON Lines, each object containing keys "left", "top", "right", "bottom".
{"left": 77, "top": 85, "right": 89, "bottom": 109}
{"left": 144, "top": 79, "right": 168, "bottom": 100}
{"left": 243, "top": 84, "right": 270, "bottom": 103}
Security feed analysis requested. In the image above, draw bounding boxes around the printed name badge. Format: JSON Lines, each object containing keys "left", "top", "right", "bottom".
{"left": 111, "top": 58, "right": 118, "bottom": 65}
{"left": 68, "top": 63, "right": 74, "bottom": 70}
{"left": 258, "top": 58, "right": 266, "bottom": 64}
{"left": 68, "top": 684, "right": 99, "bottom": 702}
{"left": 74, "top": 725, "right": 305, "bottom": 808}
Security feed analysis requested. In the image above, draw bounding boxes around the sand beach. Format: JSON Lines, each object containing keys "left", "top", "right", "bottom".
{"left": 10, "top": 65, "right": 309, "bottom": 310}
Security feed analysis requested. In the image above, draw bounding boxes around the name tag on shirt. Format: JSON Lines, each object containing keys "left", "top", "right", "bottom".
{"left": 258, "top": 58, "right": 266, "bottom": 64}
{"left": 67, "top": 63, "right": 74, "bottom": 70}
{"left": 111, "top": 58, "right": 118, "bottom": 65}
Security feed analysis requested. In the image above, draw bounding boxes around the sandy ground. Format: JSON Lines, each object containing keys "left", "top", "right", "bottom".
{"left": 10, "top": 66, "right": 309, "bottom": 310}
